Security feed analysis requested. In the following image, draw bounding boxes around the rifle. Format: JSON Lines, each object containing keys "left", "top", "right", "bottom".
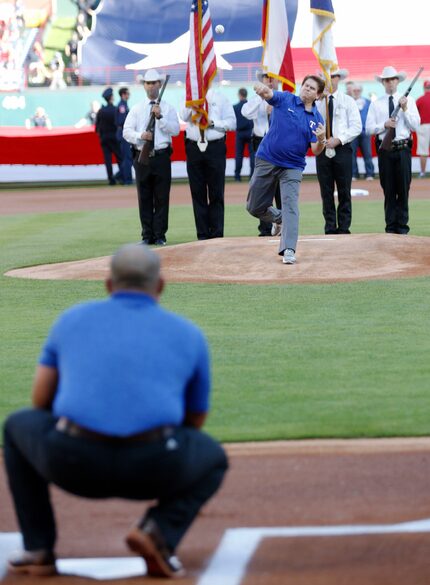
{"left": 138, "top": 74, "right": 170, "bottom": 165}
{"left": 380, "top": 67, "right": 423, "bottom": 151}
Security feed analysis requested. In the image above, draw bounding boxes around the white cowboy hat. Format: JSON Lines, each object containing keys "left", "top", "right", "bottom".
{"left": 375, "top": 66, "right": 406, "bottom": 83}
{"left": 142, "top": 69, "right": 164, "bottom": 83}
{"left": 255, "top": 69, "right": 273, "bottom": 82}
{"left": 330, "top": 68, "right": 349, "bottom": 80}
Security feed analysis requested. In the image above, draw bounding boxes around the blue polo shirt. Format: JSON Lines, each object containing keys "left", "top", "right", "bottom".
{"left": 39, "top": 291, "right": 210, "bottom": 436}
{"left": 257, "top": 91, "right": 324, "bottom": 170}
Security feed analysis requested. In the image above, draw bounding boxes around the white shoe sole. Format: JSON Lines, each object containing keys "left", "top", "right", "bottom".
{"left": 283, "top": 257, "right": 296, "bottom": 265}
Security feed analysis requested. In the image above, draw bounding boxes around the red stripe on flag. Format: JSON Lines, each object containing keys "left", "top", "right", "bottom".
{"left": 261, "top": 0, "right": 268, "bottom": 42}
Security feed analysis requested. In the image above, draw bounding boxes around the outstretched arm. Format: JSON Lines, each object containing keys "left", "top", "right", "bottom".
{"left": 254, "top": 82, "right": 273, "bottom": 101}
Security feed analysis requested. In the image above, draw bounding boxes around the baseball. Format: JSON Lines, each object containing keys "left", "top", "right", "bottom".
{"left": 215, "top": 24, "right": 224, "bottom": 34}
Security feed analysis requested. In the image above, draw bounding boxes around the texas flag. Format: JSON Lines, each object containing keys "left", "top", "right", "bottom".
{"left": 311, "top": 0, "right": 338, "bottom": 91}
{"left": 261, "top": 0, "right": 298, "bottom": 91}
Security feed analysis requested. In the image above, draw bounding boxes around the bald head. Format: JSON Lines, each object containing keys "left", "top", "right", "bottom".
{"left": 109, "top": 244, "right": 162, "bottom": 296}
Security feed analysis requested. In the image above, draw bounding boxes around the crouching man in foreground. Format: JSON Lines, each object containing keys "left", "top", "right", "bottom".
{"left": 3, "top": 244, "right": 228, "bottom": 579}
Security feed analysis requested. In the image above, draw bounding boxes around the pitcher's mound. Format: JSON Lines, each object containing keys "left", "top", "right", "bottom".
{"left": 6, "top": 234, "right": 430, "bottom": 285}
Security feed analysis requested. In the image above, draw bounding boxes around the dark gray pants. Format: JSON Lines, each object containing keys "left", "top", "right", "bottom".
{"left": 247, "top": 157, "right": 302, "bottom": 254}
{"left": 3, "top": 408, "right": 228, "bottom": 553}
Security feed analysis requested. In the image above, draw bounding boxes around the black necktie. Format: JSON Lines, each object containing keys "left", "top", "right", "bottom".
{"left": 389, "top": 95, "right": 396, "bottom": 137}
{"left": 327, "top": 95, "right": 334, "bottom": 139}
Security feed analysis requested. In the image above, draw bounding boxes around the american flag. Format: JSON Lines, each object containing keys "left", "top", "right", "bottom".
{"left": 185, "top": 0, "right": 217, "bottom": 129}
{"left": 261, "top": 0, "right": 297, "bottom": 92}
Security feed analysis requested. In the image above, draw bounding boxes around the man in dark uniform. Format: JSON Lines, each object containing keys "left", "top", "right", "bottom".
{"left": 95, "top": 87, "right": 123, "bottom": 185}
{"left": 233, "top": 88, "right": 254, "bottom": 181}
{"left": 366, "top": 66, "right": 421, "bottom": 234}
{"left": 123, "top": 70, "right": 180, "bottom": 246}
{"left": 115, "top": 87, "right": 133, "bottom": 185}
{"left": 3, "top": 243, "right": 228, "bottom": 579}
{"left": 180, "top": 89, "right": 236, "bottom": 240}
{"left": 315, "top": 69, "right": 362, "bottom": 234}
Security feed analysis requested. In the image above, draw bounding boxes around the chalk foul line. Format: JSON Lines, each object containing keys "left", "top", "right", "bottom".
{"left": 2, "top": 518, "right": 430, "bottom": 583}
{"left": 196, "top": 518, "right": 430, "bottom": 585}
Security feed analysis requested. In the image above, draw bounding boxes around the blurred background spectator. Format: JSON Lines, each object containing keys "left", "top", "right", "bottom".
{"left": 74, "top": 99, "right": 100, "bottom": 127}
{"left": 25, "top": 105, "right": 52, "bottom": 129}
{"left": 49, "top": 50, "right": 66, "bottom": 89}
{"left": 26, "top": 40, "right": 48, "bottom": 85}
{"left": 351, "top": 82, "right": 375, "bottom": 180}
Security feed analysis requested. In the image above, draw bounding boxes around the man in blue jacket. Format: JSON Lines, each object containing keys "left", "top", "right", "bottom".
{"left": 247, "top": 74, "right": 326, "bottom": 264}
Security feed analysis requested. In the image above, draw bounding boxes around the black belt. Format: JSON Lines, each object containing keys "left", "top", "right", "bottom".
{"left": 56, "top": 417, "right": 175, "bottom": 444}
{"left": 153, "top": 146, "right": 171, "bottom": 155}
{"left": 185, "top": 137, "right": 225, "bottom": 144}
{"left": 376, "top": 137, "right": 412, "bottom": 152}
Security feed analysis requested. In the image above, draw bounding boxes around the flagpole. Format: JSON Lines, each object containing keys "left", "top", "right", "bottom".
{"left": 325, "top": 95, "right": 330, "bottom": 139}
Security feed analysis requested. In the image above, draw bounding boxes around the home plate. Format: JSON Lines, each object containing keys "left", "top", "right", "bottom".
{"left": 58, "top": 557, "right": 146, "bottom": 579}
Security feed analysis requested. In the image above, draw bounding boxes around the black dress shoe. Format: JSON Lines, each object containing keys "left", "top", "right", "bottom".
{"left": 126, "top": 518, "right": 185, "bottom": 578}
{"left": 8, "top": 550, "right": 57, "bottom": 576}
{"left": 325, "top": 229, "right": 337, "bottom": 235}
{"left": 141, "top": 238, "right": 154, "bottom": 245}
{"left": 337, "top": 229, "right": 351, "bottom": 234}
{"left": 154, "top": 238, "right": 166, "bottom": 246}
{"left": 108, "top": 178, "right": 116, "bottom": 186}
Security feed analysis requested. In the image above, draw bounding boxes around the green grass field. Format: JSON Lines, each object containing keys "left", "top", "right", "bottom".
{"left": 1, "top": 196, "right": 430, "bottom": 442}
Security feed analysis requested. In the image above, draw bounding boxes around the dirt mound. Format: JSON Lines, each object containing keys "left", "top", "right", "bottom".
{"left": 5, "top": 234, "right": 430, "bottom": 285}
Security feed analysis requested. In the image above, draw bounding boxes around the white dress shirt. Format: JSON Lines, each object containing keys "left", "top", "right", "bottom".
{"left": 365, "top": 92, "right": 421, "bottom": 140}
{"left": 241, "top": 95, "right": 270, "bottom": 137}
{"left": 123, "top": 98, "right": 180, "bottom": 150}
{"left": 180, "top": 89, "right": 236, "bottom": 141}
{"left": 316, "top": 91, "right": 362, "bottom": 145}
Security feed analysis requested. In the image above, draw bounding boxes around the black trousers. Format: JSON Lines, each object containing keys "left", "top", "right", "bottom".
{"left": 235, "top": 131, "right": 255, "bottom": 179}
{"left": 252, "top": 136, "right": 281, "bottom": 235}
{"left": 377, "top": 147, "right": 411, "bottom": 234}
{"left": 316, "top": 144, "right": 353, "bottom": 234}
{"left": 3, "top": 408, "right": 228, "bottom": 553}
{"left": 134, "top": 151, "right": 171, "bottom": 241}
{"left": 100, "top": 134, "right": 122, "bottom": 181}
{"left": 185, "top": 139, "right": 226, "bottom": 240}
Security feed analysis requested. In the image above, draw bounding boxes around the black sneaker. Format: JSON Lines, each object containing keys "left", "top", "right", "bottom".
{"left": 8, "top": 550, "right": 57, "bottom": 576}
{"left": 125, "top": 518, "right": 185, "bottom": 578}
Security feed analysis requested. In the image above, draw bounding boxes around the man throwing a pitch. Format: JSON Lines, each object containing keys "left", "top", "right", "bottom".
{"left": 247, "top": 75, "right": 326, "bottom": 264}
{"left": 3, "top": 244, "right": 228, "bottom": 579}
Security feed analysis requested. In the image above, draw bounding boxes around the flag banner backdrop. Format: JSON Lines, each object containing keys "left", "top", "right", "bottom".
{"left": 185, "top": 0, "right": 217, "bottom": 129}
{"left": 81, "top": 0, "right": 264, "bottom": 84}
{"left": 261, "top": 0, "right": 298, "bottom": 91}
{"left": 310, "top": 0, "right": 338, "bottom": 91}
{"left": 79, "top": 0, "right": 429, "bottom": 86}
